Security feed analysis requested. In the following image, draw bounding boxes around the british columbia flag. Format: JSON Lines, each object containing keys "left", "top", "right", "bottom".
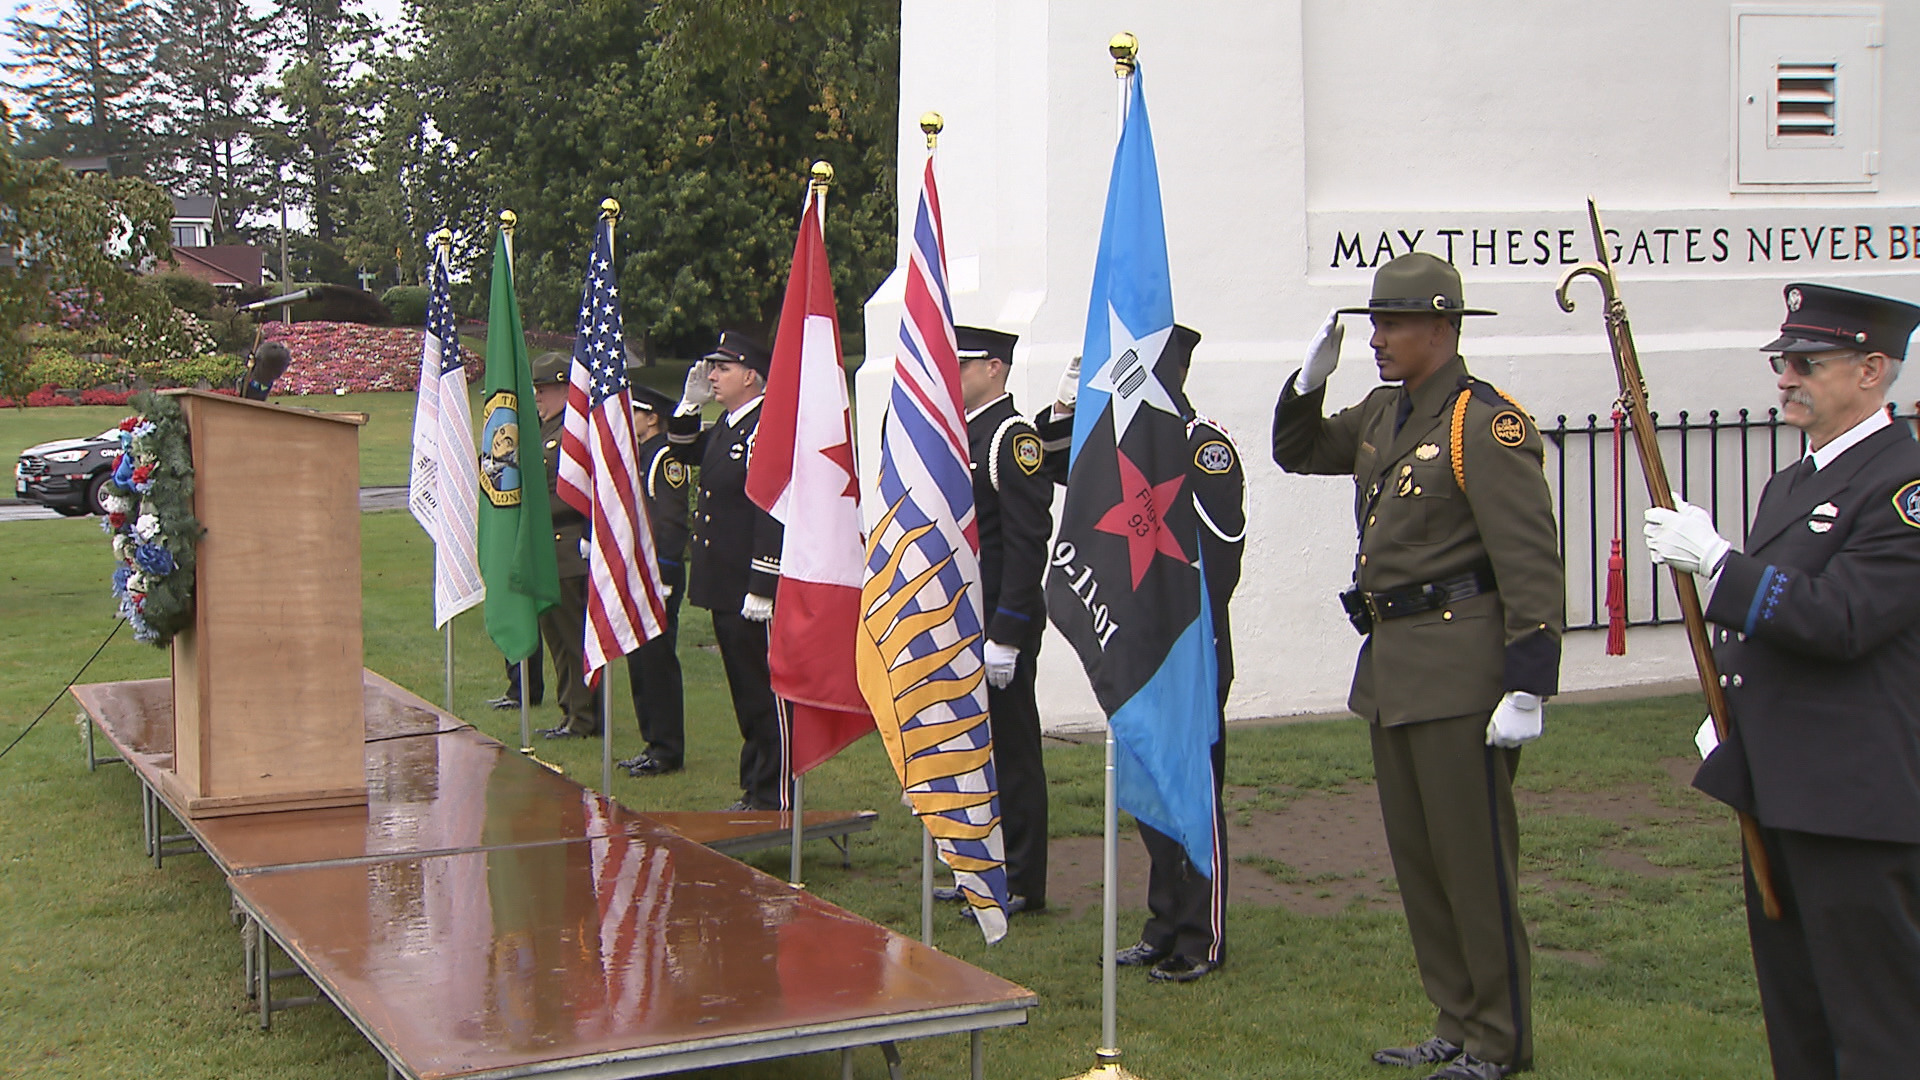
{"left": 855, "top": 154, "right": 1010, "bottom": 943}
{"left": 556, "top": 219, "right": 668, "bottom": 678}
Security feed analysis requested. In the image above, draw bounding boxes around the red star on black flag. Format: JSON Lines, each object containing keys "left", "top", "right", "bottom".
{"left": 1094, "top": 449, "right": 1188, "bottom": 588}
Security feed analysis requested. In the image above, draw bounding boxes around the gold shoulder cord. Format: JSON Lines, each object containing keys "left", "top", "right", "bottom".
{"left": 1449, "top": 383, "right": 1527, "bottom": 494}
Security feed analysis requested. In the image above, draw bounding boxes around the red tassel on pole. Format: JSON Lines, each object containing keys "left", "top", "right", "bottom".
{"left": 1605, "top": 407, "right": 1628, "bottom": 655}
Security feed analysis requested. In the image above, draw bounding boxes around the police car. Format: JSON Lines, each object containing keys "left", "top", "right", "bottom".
{"left": 14, "top": 428, "right": 122, "bottom": 516}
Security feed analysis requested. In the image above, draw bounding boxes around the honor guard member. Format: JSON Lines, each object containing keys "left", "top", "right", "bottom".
{"left": 1272, "top": 254, "right": 1563, "bottom": 1080}
{"left": 620, "top": 381, "right": 689, "bottom": 777}
{"left": 669, "top": 331, "right": 788, "bottom": 811}
{"left": 1039, "top": 326, "right": 1246, "bottom": 980}
{"left": 1645, "top": 283, "right": 1920, "bottom": 1080}
{"left": 938, "top": 325, "right": 1053, "bottom": 914}
{"left": 531, "top": 350, "right": 601, "bottom": 738}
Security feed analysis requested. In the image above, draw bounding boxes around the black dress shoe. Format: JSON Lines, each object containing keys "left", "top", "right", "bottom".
{"left": 723, "top": 798, "right": 752, "bottom": 812}
{"left": 1374, "top": 1037, "right": 1462, "bottom": 1068}
{"left": 540, "top": 725, "right": 598, "bottom": 739}
{"left": 1111, "top": 941, "right": 1171, "bottom": 967}
{"left": 616, "top": 755, "right": 648, "bottom": 771}
{"left": 486, "top": 695, "right": 520, "bottom": 710}
{"left": 931, "top": 886, "right": 964, "bottom": 903}
{"left": 625, "top": 755, "right": 682, "bottom": 777}
{"left": 1148, "top": 955, "right": 1216, "bottom": 983}
{"left": 1423, "top": 1053, "right": 1509, "bottom": 1080}
{"left": 961, "top": 894, "right": 1042, "bottom": 920}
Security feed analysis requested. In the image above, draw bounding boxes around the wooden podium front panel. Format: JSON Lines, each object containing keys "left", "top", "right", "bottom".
{"left": 169, "top": 392, "right": 368, "bottom": 815}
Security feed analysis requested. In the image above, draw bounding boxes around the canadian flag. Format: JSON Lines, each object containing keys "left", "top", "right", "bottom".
{"left": 745, "top": 187, "right": 874, "bottom": 773}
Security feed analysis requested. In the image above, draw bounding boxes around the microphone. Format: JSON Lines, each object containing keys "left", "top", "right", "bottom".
{"left": 241, "top": 342, "right": 293, "bottom": 401}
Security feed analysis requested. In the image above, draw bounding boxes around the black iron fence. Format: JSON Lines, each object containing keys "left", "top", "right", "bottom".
{"left": 1546, "top": 402, "right": 1920, "bottom": 633}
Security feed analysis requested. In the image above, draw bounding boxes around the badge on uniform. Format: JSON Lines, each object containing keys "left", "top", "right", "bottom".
{"left": 1012, "top": 432, "right": 1044, "bottom": 475}
{"left": 1894, "top": 479, "right": 1920, "bottom": 529}
{"left": 1415, "top": 443, "right": 1440, "bottom": 461}
{"left": 1195, "top": 439, "right": 1234, "bottom": 474}
{"left": 1395, "top": 463, "right": 1415, "bottom": 497}
{"left": 1490, "top": 410, "right": 1527, "bottom": 448}
{"left": 663, "top": 460, "right": 686, "bottom": 488}
{"left": 728, "top": 440, "right": 746, "bottom": 461}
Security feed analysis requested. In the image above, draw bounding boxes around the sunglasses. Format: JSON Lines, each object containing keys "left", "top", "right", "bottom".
{"left": 1768, "top": 352, "right": 1851, "bottom": 377}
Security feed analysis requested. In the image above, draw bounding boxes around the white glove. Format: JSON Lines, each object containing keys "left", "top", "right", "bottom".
{"left": 741, "top": 594, "right": 773, "bottom": 622}
{"left": 1643, "top": 501, "right": 1731, "bottom": 577}
{"left": 1695, "top": 715, "right": 1719, "bottom": 759}
{"left": 677, "top": 359, "right": 713, "bottom": 414}
{"left": 983, "top": 640, "right": 1019, "bottom": 689}
{"left": 1294, "top": 310, "right": 1344, "bottom": 395}
{"left": 1053, "top": 355, "right": 1082, "bottom": 416}
{"left": 578, "top": 537, "right": 589, "bottom": 559}
{"left": 1486, "top": 690, "right": 1544, "bottom": 748}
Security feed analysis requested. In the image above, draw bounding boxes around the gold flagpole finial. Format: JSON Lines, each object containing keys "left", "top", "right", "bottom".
{"left": 600, "top": 198, "right": 621, "bottom": 222}
{"left": 1109, "top": 32, "right": 1138, "bottom": 75}
{"left": 433, "top": 227, "right": 453, "bottom": 252}
{"left": 920, "top": 111, "right": 944, "bottom": 150}
{"left": 499, "top": 208, "right": 517, "bottom": 233}
{"left": 810, "top": 160, "right": 834, "bottom": 191}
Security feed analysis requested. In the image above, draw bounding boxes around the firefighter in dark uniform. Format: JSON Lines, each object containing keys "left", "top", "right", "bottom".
{"left": 668, "top": 331, "right": 787, "bottom": 811}
{"left": 1038, "top": 325, "right": 1245, "bottom": 981}
{"left": 937, "top": 324, "right": 1053, "bottom": 915}
{"left": 620, "top": 381, "right": 689, "bottom": 777}
{"left": 1272, "top": 254, "right": 1564, "bottom": 1080}
{"left": 530, "top": 351, "right": 600, "bottom": 738}
{"left": 1644, "top": 283, "right": 1920, "bottom": 1080}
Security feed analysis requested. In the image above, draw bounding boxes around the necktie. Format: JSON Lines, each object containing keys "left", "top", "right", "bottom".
{"left": 1393, "top": 389, "right": 1414, "bottom": 436}
{"left": 1790, "top": 456, "right": 1817, "bottom": 490}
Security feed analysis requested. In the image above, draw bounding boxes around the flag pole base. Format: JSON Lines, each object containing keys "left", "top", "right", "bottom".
{"left": 1060, "top": 1048, "right": 1142, "bottom": 1080}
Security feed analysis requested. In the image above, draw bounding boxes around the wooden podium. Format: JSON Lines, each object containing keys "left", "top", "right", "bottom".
{"left": 158, "top": 390, "right": 371, "bottom": 818}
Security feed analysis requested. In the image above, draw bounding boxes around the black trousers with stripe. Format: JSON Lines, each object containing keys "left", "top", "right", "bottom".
{"left": 625, "top": 562, "right": 685, "bottom": 766}
{"left": 987, "top": 644, "right": 1048, "bottom": 905}
{"left": 1370, "top": 712, "right": 1531, "bottom": 1070}
{"left": 1137, "top": 702, "right": 1228, "bottom": 964}
{"left": 710, "top": 609, "right": 787, "bottom": 810}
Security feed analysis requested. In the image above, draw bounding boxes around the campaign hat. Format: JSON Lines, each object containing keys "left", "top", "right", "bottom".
{"left": 1336, "top": 252, "right": 1497, "bottom": 317}
{"left": 530, "top": 350, "right": 571, "bottom": 385}
{"left": 955, "top": 325, "right": 1020, "bottom": 365}
{"left": 703, "top": 330, "right": 771, "bottom": 378}
{"left": 1762, "top": 282, "right": 1920, "bottom": 361}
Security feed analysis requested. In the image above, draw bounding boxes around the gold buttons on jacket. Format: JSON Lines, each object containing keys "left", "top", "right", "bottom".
{"left": 1360, "top": 554, "right": 1368, "bottom": 566}
{"left": 1442, "top": 611, "right": 1453, "bottom": 621}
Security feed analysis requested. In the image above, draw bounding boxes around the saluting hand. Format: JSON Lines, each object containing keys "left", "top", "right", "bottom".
{"left": 1052, "top": 355, "right": 1082, "bottom": 419}
{"left": 1296, "top": 310, "right": 1344, "bottom": 394}
{"left": 678, "top": 359, "right": 714, "bottom": 413}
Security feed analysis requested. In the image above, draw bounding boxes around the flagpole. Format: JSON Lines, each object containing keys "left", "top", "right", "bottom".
{"left": 498, "top": 209, "right": 535, "bottom": 754}
{"left": 599, "top": 199, "right": 622, "bottom": 801}
{"left": 1066, "top": 30, "right": 1141, "bottom": 1080}
{"left": 916, "top": 111, "right": 943, "bottom": 951}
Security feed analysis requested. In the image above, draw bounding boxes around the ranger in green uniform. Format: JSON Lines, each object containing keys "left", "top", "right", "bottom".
{"left": 530, "top": 350, "right": 599, "bottom": 738}
{"left": 1271, "top": 254, "right": 1564, "bottom": 1080}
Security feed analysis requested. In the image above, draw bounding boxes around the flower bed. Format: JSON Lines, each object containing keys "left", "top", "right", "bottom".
{"left": 261, "top": 321, "right": 484, "bottom": 395}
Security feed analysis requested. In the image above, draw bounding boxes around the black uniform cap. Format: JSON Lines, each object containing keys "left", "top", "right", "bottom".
{"left": 1763, "top": 282, "right": 1920, "bottom": 361}
{"left": 955, "top": 325, "right": 1019, "bottom": 365}
{"left": 629, "top": 382, "right": 677, "bottom": 415}
{"left": 703, "top": 330, "right": 771, "bottom": 378}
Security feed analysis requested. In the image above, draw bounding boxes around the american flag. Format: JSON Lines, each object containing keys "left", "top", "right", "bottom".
{"left": 556, "top": 219, "right": 668, "bottom": 678}
{"left": 406, "top": 240, "right": 484, "bottom": 627}
{"left": 855, "top": 155, "right": 1010, "bottom": 943}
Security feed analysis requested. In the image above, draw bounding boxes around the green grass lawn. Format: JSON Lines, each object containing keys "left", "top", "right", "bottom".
{"left": 5, "top": 362, "right": 698, "bottom": 494}
{"left": 0, "top": 511, "right": 1769, "bottom": 1079}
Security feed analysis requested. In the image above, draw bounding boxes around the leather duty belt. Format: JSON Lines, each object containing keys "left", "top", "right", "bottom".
{"left": 1340, "top": 563, "right": 1495, "bottom": 635}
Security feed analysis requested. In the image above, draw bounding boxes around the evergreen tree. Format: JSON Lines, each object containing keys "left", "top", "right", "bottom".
{"left": 146, "top": 0, "right": 274, "bottom": 241}
{"left": 3, "top": 0, "right": 157, "bottom": 163}
{"left": 260, "top": 0, "right": 381, "bottom": 276}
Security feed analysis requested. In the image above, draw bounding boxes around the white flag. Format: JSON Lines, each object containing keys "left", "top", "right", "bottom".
{"left": 408, "top": 242, "right": 485, "bottom": 626}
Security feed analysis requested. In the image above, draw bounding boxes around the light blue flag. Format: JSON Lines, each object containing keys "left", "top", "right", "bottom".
{"left": 1046, "top": 66, "right": 1220, "bottom": 877}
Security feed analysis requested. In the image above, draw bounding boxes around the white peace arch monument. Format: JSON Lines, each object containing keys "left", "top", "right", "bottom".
{"left": 856, "top": 0, "right": 1920, "bottom": 731}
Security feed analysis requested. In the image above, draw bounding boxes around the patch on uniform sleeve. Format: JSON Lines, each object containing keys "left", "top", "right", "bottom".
{"left": 662, "top": 459, "right": 686, "bottom": 488}
{"left": 1894, "top": 479, "right": 1920, "bottom": 529}
{"left": 1011, "top": 432, "right": 1044, "bottom": 475}
{"left": 1490, "top": 410, "right": 1528, "bottom": 448}
{"left": 1195, "top": 439, "right": 1235, "bottom": 474}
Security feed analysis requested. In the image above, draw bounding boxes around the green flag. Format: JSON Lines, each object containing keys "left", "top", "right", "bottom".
{"left": 477, "top": 227, "right": 560, "bottom": 661}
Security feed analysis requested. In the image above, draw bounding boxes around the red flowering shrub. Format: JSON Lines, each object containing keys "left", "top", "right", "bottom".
{"left": 24, "top": 385, "right": 74, "bottom": 407}
{"left": 80, "top": 388, "right": 135, "bottom": 406}
{"left": 260, "top": 321, "right": 484, "bottom": 395}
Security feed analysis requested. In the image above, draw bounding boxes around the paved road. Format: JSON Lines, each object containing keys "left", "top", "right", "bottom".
{"left": 0, "top": 486, "right": 411, "bottom": 523}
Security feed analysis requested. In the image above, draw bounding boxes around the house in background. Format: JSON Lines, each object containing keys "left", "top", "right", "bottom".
{"left": 165, "top": 196, "right": 264, "bottom": 290}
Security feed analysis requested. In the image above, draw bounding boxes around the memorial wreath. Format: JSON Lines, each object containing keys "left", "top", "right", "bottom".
{"left": 102, "top": 391, "right": 204, "bottom": 644}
